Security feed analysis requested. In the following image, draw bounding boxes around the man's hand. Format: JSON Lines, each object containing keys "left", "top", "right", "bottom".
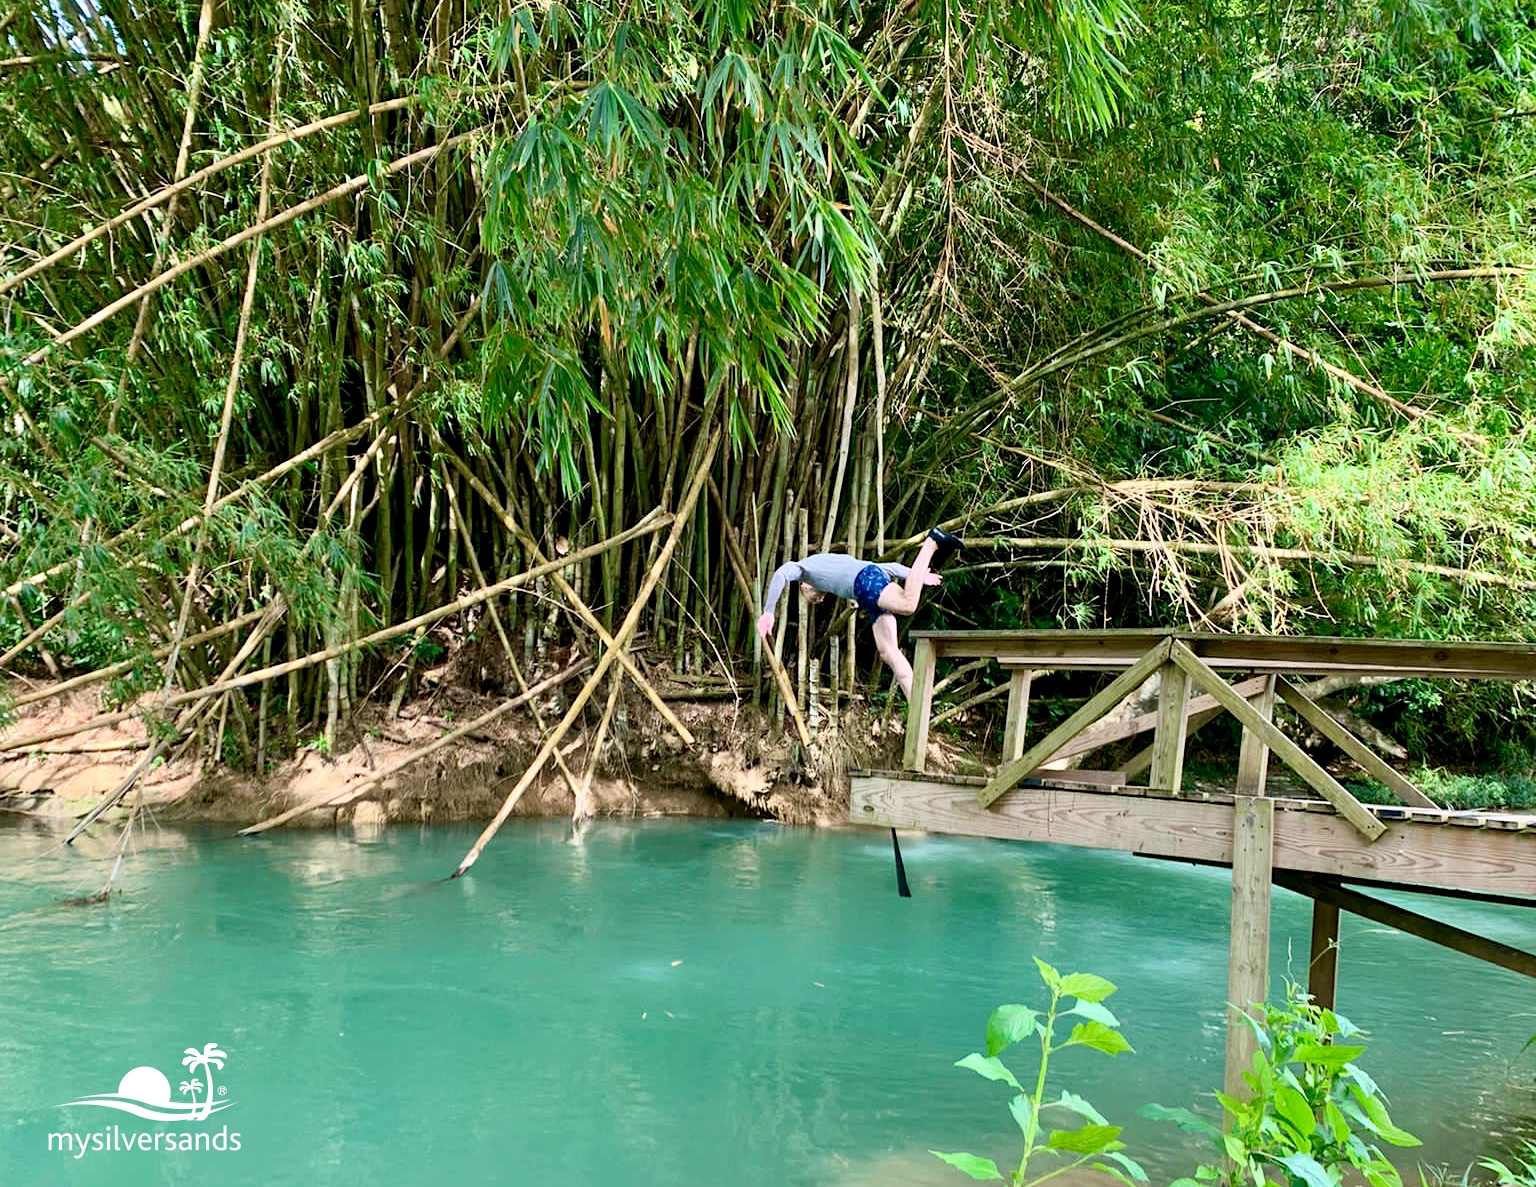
{"left": 923, "top": 572, "right": 942, "bottom": 587}
{"left": 756, "top": 611, "right": 775, "bottom": 641}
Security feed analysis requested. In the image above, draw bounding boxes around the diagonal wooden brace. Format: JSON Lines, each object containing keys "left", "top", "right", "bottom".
{"left": 978, "top": 639, "right": 1172, "bottom": 808}
{"left": 1168, "top": 641, "right": 1386, "bottom": 841}
{"left": 1275, "top": 679, "right": 1437, "bottom": 809}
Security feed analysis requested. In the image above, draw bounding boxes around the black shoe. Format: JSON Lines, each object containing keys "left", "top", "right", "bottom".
{"left": 928, "top": 526, "right": 963, "bottom": 566}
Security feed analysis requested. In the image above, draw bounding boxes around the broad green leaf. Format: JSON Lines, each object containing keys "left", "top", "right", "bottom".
{"left": 1062, "top": 1020, "right": 1133, "bottom": 1056}
{"left": 1056, "top": 1091, "right": 1109, "bottom": 1125}
{"left": 1034, "top": 956, "right": 1062, "bottom": 992}
{"left": 1138, "top": 1103, "right": 1221, "bottom": 1139}
{"left": 1058, "top": 972, "right": 1117, "bottom": 1002}
{"left": 954, "top": 1053, "right": 1023, "bottom": 1091}
{"left": 1067, "top": 1000, "right": 1120, "bottom": 1027}
{"left": 1098, "top": 1150, "right": 1150, "bottom": 1182}
{"left": 986, "top": 1004, "right": 1040, "bottom": 1055}
{"left": 1351, "top": 1087, "right": 1420, "bottom": 1146}
{"left": 929, "top": 1151, "right": 1003, "bottom": 1181}
{"left": 1221, "top": 1134, "right": 1246, "bottom": 1164}
{"left": 1047, "top": 1124, "right": 1123, "bottom": 1154}
{"left": 1274, "top": 1084, "right": 1316, "bottom": 1141}
{"left": 1294, "top": 1042, "right": 1365, "bottom": 1068}
{"left": 1009, "top": 1094, "right": 1034, "bottom": 1138}
{"left": 1278, "top": 1152, "right": 1337, "bottom": 1187}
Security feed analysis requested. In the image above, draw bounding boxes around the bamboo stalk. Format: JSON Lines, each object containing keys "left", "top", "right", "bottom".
{"left": 0, "top": 518, "right": 667, "bottom": 754}
{"left": 451, "top": 432, "right": 720, "bottom": 878}
{"left": 709, "top": 476, "right": 812, "bottom": 747}
{"left": 237, "top": 658, "right": 592, "bottom": 835}
{"left": 432, "top": 437, "right": 697, "bottom": 746}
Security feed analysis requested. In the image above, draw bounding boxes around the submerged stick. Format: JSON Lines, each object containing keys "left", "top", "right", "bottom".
{"left": 451, "top": 432, "right": 720, "bottom": 878}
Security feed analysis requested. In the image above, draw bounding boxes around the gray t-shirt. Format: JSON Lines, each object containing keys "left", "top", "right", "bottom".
{"left": 762, "top": 553, "right": 912, "bottom": 610}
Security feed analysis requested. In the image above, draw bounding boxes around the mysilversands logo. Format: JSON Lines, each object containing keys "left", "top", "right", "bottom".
{"left": 49, "top": 1042, "right": 242, "bottom": 1158}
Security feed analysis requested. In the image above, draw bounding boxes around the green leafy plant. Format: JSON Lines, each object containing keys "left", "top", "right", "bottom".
{"left": 1144, "top": 986, "right": 1420, "bottom": 1187}
{"left": 1481, "top": 1140, "right": 1536, "bottom": 1186}
{"left": 932, "top": 957, "right": 1147, "bottom": 1186}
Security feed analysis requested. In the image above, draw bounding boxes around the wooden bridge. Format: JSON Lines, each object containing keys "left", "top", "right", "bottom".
{"left": 849, "top": 630, "right": 1536, "bottom": 1097}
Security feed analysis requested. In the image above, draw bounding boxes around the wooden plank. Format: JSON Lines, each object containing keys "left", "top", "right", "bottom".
{"left": 1277, "top": 679, "right": 1437, "bottom": 809}
{"left": 1151, "top": 661, "right": 1191, "bottom": 792}
{"left": 851, "top": 776, "right": 1536, "bottom": 897}
{"left": 1035, "top": 676, "right": 1267, "bottom": 766}
{"left": 1002, "top": 668, "right": 1032, "bottom": 765}
{"left": 1226, "top": 797, "right": 1274, "bottom": 1102}
{"left": 903, "top": 637, "right": 937, "bottom": 772}
{"left": 910, "top": 629, "right": 1536, "bottom": 680}
{"left": 978, "top": 640, "right": 1172, "bottom": 808}
{"left": 1235, "top": 674, "right": 1277, "bottom": 795}
{"left": 1276, "top": 872, "right": 1536, "bottom": 980}
{"left": 1169, "top": 642, "right": 1387, "bottom": 842}
{"left": 1308, "top": 899, "right": 1340, "bottom": 1012}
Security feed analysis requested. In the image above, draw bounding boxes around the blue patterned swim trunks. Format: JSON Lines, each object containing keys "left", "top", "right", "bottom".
{"left": 852, "top": 563, "right": 892, "bottom": 624}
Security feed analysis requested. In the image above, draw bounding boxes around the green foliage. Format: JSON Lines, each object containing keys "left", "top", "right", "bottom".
{"left": 1145, "top": 986, "right": 1420, "bottom": 1187}
{"left": 932, "top": 957, "right": 1147, "bottom": 1186}
{"left": 1482, "top": 1142, "right": 1536, "bottom": 1187}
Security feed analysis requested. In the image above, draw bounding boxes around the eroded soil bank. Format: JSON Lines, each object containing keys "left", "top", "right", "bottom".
{"left": 0, "top": 680, "right": 917, "bottom": 832}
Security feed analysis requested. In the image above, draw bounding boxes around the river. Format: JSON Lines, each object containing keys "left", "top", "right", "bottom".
{"left": 1, "top": 817, "right": 1533, "bottom": 1186}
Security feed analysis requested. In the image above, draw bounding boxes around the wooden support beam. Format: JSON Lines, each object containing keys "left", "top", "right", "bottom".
{"left": 1226, "top": 797, "right": 1274, "bottom": 1102}
{"left": 908, "top": 628, "right": 1536, "bottom": 681}
{"left": 1150, "top": 662, "right": 1190, "bottom": 792}
{"left": 903, "top": 637, "right": 937, "bottom": 772}
{"left": 1041, "top": 676, "right": 1268, "bottom": 767}
{"left": 1122, "top": 705, "right": 1223, "bottom": 780}
{"left": 1235, "top": 674, "right": 1277, "bottom": 795}
{"left": 1276, "top": 679, "right": 1436, "bottom": 808}
{"left": 852, "top": 775, "right": 1536, "bottom": 898}
{"left": 1169, "top": 642, "right": 1387, "bottom": 842}
{"left": 1276, "top": 872, "right": 1536, "bottom": 980}
{"left": 978, "top": 640, "right": 1172, "bottom": 808}
{"left": 1001, "top": 668, "right": 1032, "bottom": 765}
{"left": 1308, "top": 900, "right": 1340, "bottom": 1012}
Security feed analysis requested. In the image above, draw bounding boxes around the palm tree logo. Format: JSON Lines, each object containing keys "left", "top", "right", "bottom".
{"left": 181, "top": 1044, "right": 227, "bottom": 1121}
{"left": 178, "top": 1078, "right": 202, "bottom": 1101}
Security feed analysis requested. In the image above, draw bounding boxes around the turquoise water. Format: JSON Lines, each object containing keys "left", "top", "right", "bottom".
{"left": 1, "top": 817, "right": 1534, "bottom": 1186}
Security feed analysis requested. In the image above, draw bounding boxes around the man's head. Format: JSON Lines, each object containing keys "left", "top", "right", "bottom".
{"left": 799, "top": 581, "right": 826, "bottom": 604}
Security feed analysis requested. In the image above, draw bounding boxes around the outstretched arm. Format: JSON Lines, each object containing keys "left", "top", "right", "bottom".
{"left": 757, "top": 562, "right": 803, "bottom": 640}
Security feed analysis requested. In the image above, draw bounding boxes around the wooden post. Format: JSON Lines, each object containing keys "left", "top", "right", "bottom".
{"left": 1150, "top": 662, "right": 1190, "bottom": 791}
{"left": 1225, "top": 796, "right": 1274, "bottom": 1103}
{"left": 1236, "top": 674, "right": 1277, "bottom": 794}
{"left": 1309, "top": 900, "right": 1340, "bottom": 1012}
{"left": 903, "top": 637, "right": 937, "bottom": 772}
{"left": 1001, "top": 668, "right": 1032, "bottom": 765}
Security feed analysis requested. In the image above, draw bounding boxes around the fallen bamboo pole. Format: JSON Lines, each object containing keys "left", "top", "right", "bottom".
{"left": 237, "top": 658, "right": 590, "bottom": 835}
{"left": 0, "top": 513, "right": 671, "bottom": 754}
{"left": 709, "top": 476, "right": 812, "bottom": 747}
{"left": 451, "top": 431, "right": 720, "bottom": 878}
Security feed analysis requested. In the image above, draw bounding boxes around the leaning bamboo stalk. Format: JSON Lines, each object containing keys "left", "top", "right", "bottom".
{"left": 451, "top": 432, "right": 720, "bottom": 878}
{"left": 440, "top": 470, "right": 586, "bottom": 805}
{"left": 21, "top": 129, "right": 486, "bottom": 368}
{"left": 63, "top": 599, "right": 287, "bottom": 840}
{"left": 237, "top": 658, "right": 591, "bottom": 835}
{"left": 0, "top": 95, "right": 423, "bottom": 300}
{"left": 574, "top": 674, "right": 624, "bottom": 822}
{"left": 0, "top": 518, "right": 668, "bottom": 754}
{"left": 820, "top": 287, "right": 862, "bottom": 553}
{"left": 432, "top": 437, "right": 696, "bottom": 746}
{"left": 709, "top": 476, "right": 812, "bottom": 747}
{"left": 8, "top": 607, "right": 269, "bottom": 710}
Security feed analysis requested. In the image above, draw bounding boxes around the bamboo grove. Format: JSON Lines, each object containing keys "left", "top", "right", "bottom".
{"left": 4, "top": 0, "right": 1536, "bottom": 797}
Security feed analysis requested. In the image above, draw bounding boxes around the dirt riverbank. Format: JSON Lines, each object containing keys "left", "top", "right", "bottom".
{"left": 0, "top": 680, "right": 918, "bottom": 832}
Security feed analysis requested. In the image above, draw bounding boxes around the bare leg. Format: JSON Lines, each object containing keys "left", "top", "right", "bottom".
{"left": 872, "top": 613, "right": 912, "bottom": 698}
{"left": 876, "top": 538, "right": 940, "bottom": 616}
